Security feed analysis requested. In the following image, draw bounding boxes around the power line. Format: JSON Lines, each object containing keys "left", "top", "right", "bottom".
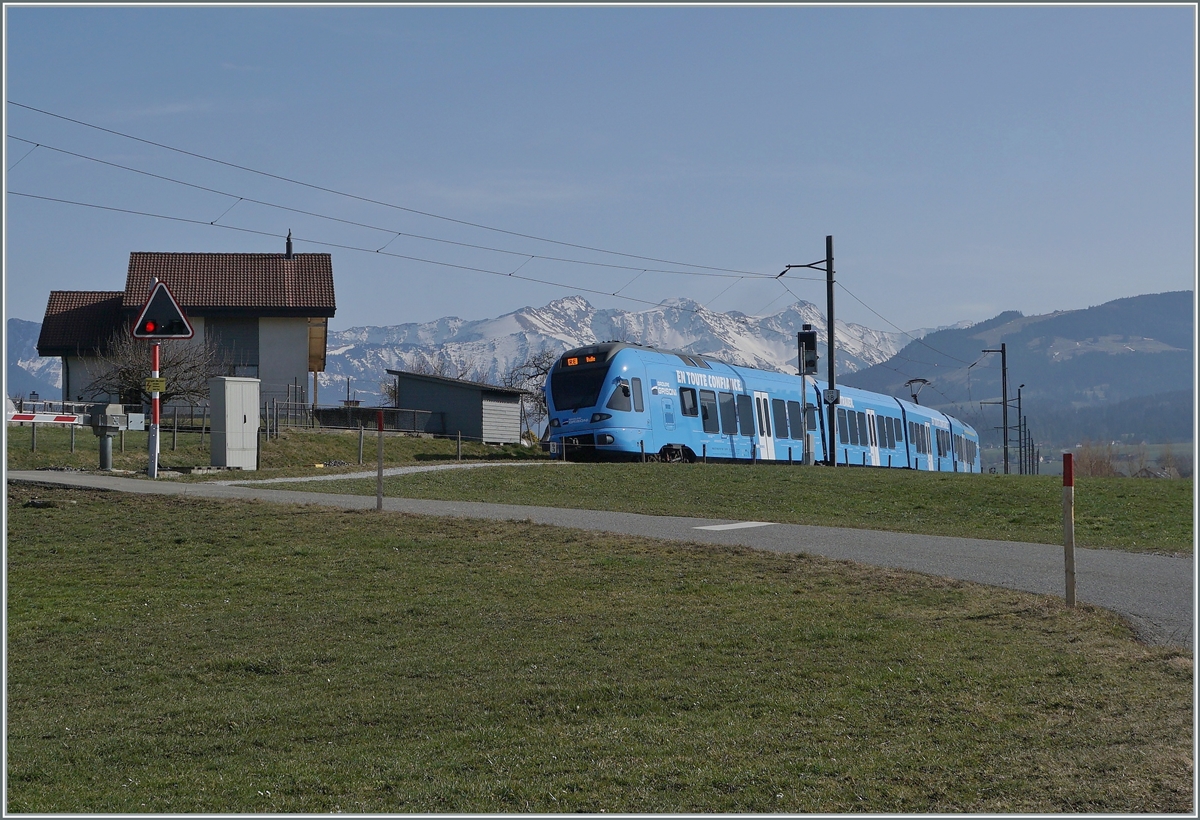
{"left": 835, "top": 280, "right": 975, "bottom": 366}
{"left": 6, "top": 134, "right": 770, "bottom": 282}
{"left": 8, "top": 100, "right": 772, "bottom": 277}
{"left": 8, "top": 190, "right": 768, "bottom": 323}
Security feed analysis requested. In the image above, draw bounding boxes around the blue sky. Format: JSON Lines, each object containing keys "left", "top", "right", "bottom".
{"left": 4, "top": 4, "right": 1196, "bottom": 334}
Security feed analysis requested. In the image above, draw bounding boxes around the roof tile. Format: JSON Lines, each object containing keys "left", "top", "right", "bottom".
{"left": 124, "top": 252, "right": 336, "bottom": 315}
{"left": 37, "top": 291, "right": 126, "bottom": 356}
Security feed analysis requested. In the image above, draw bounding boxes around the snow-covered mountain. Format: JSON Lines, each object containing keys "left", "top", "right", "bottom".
{"left": 320, "top": 296, "right": 931, "bottom": 405}
{"left": 7, "top": 297, "right": 941, "bottom": 406}
{"left": 6, "top": 318, "right": 61, "bottom": 400}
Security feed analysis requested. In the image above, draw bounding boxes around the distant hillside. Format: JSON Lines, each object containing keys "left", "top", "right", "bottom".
{"left": 841, "top": 291, "right": 1194, "bottom": 448}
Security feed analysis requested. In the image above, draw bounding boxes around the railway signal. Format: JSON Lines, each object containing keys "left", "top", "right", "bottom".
{"left": 131, "top": 281, "right": 193, "bottom": 339}
{"left": 797, "top": 326, "right": 819, "bottom": 376}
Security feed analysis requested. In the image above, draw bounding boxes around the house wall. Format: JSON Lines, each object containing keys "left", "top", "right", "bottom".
{"left": 63, "top": 354, "right": 100, "bottom": 402}
{"left": 58, "top": 316, "right": 318, "bottom": 409}
{"left": 259, "top": 317, "right": 311, "bottom": 405}
{"left": 481, "top": 395, "right": 521, "bottom": 444}
{"left": 394, "top": 376, "right": 484, "bottom": 441}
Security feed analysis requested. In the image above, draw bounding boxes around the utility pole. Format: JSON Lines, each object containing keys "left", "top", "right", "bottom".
{"left": 825, "top": 235, "right": 836, "bottom": 466}
{"left": 778, "top": 235, "right": 837, "bottom": 466}
{"left": 1016, "top": 384, "right": 1024, "bottom": 475}
{"left": 982, "top": 343, "right": 1010, "bottom": 474}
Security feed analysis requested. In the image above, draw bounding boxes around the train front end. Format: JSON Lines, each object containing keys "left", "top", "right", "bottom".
{"left": 544, "top": 343, "right": 649, "bottom": 460}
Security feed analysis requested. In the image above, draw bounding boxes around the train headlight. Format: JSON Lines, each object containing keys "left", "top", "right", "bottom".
{"left": 597, "top": 434, "right": 615, "bottom": 445}
{"left": 591, "top": 413, "right": 612, "bottom": 423}
{"left": 549, "top": 418, "right": 560, "bottom": 428}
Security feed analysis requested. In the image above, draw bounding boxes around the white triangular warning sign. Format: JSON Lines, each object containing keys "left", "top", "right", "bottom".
{"left": 131, "top": 281, "right": 194, "bottom": 339}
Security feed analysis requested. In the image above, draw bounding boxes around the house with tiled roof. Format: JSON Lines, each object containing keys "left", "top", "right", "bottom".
{"left": 37, "top": 238, "right": 335, "bottom": 405}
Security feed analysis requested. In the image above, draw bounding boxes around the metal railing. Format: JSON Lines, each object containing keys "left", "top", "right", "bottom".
{"left": 269, "top": 400, "right": 446, "bottom": 435}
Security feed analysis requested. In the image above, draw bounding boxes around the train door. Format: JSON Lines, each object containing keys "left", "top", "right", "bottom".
{"left": 865, "top": 409, "right": 880, "bottom": 466}
{"left": 753, "top": 391, "right": 775, "bottom": 460}
{"left": 923, "top": 422, "right": 934, "bottom": 470}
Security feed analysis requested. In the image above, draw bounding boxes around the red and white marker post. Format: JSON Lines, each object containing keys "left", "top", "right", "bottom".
{"left": 149, "top": 342, "right": 161, "bottom": 478}
{"left": 1062, "top": 452, "right": 1076, "bottom": 607}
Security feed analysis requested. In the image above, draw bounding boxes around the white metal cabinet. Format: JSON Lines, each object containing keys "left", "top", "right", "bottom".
{"left": 208, "top": 376, "right": 260, "bottom": 470}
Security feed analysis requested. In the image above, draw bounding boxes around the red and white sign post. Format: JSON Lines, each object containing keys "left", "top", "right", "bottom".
{"left": 149, "top": 342, "right": 162, "bottom": 478}
{"left": 131, "top": 278, "right": 193, "bottom": 478}
{"left": 1063, "top": 452, "right": 1076, "bottom": 607}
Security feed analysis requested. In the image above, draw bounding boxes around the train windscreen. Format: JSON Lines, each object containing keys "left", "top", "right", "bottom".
{"left": 550, "top": 366, "right": 609, "bottom": 411}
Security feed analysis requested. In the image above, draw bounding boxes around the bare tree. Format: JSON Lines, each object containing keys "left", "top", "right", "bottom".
{"left": 81, "top": 324, "right": 230, "bottom": 406}
{"left": 380, "top": 349, "right": 486, "bottom": 406}
{"left": 501, "top": 347, "right": 559, "bottom": 442}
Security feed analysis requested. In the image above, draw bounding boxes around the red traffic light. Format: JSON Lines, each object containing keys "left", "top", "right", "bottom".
{"left": 131, "top": 281, "right": 193, "bottom": 339}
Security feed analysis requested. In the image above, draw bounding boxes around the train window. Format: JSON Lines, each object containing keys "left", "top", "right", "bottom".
{"left": 857, "top": 412, "right": 868, "bottom": 446}
{"left": 886, "top": 417, "right": 896, "bottom": 450}
{"left": 550, "top": 367, "right": 608, "bottom": 411}
{"left": 680, "top": 387, "right": 699, "bottom": 417}
{"left": 756, "top": 397, "right": 771, "bottom": 437}
{"left": 699, "top": 390, "right": 720, "bottom": 433}
{"left": 718, "top": 392, "right": 738, "bottom": 435}
{"left": 693, "top": 357, "right": 711, "bottom": 369}
{"left": 772, "top": 399, "right": 789, "bottom": 439}
{"left": 736, "top": 394, "right": 755, "bottom": 436}
{"left": 837, "top": 407, "right": 850, "bottom": 444}
{"left": 876, "top": 416, "right": 887, "bottom": 449}
{"left": 807, "top": 405, "right": 818, "bottom": 431}
{"left": 631, "top": 378, "right": 644, "bottom": 412}
{"left": 605, "top": 379, "right": 632, "bottom": 412}
{"left": 786, "top": 401, "right": 803, "bottom": 437}
{"left": 677, "top": 354, "right": 696, "bottom": 367}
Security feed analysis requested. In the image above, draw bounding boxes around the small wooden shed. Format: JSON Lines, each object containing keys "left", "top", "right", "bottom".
{"left": 386, "top": 369, "right": 524, "bottom": 445}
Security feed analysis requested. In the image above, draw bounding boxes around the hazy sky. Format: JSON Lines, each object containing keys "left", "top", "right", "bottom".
{"left": 4, "top": 4, "right": 1196, "bottom": 334}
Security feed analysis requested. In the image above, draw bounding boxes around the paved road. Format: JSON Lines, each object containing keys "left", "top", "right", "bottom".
{"left": 8, "top": 467, "right": 1194, "bottom": 650}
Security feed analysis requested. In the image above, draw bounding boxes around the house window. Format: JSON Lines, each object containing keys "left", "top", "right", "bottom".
{"left": 207, "top": 317, "right": 259, "bottom": 376}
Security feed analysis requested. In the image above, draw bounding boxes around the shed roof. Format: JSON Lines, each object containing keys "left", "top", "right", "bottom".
{"left": 37, "top": 291, "right": 126, "bottom": 357}
{"left": 386, "top": 369, "right": 527, "bottom": 396}
{"left": 124, "top": 252, "right": 336, "bottom": 317}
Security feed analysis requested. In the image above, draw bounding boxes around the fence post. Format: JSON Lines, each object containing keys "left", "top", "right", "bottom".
{"left": 172, "top": 406, "right": 178, "bottom": 451}
{"left": 1063, "top": 453, "right": 1076, "bottom": 608}
{"left": 31, "top": 422, "right": 36, "bottom": 452}
{"left": 702, "top": 443, "right": 707, "bottom": 464}
{"left": 457, "top": 431, "right": 462, "bottom": 461}
{"left": 120, "top": 429, "right": 125, "bottom": 452}
{"left": 640, "top": 440, "right": 645, "bottom": 463}
{"left": 70, "top": 423, "right": 76, "bottom": 453}
{"left": 200, "top": 407, "right": 207, "bottom": 448}
{"left": 358, "top": 425, "right": 364, "bottom": 465}
{"left": 376, "top": 410, "right": 385, "bottom": 511}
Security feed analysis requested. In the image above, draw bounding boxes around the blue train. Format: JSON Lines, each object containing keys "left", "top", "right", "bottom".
{"left": 544, "top": 342, "right": 980, "bottom": 472}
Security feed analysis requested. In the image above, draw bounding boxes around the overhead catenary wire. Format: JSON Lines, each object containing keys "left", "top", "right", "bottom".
{"left": 8, "top": 101, "right": 774, "bottom": 278}
{"left": 5, "top": 134, "right": 779, "bottom": 283}
{"left": 8, "top": 190, "right": 767, "bottom": 323}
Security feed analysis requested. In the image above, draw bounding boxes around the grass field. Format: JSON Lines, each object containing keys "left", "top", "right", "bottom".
{"left": 276, "top": 462, "right": 1195, "bottom": 556}
{"left": 9, "top": 425, "right": 1193, "bottom": 554}
{"left": 5, "top": 483, "right": 1193, "bottom": 813}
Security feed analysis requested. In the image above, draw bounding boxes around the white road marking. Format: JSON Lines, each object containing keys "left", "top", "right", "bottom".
{"left": 694, "top": 521, "right": 776, "bottom": 531}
